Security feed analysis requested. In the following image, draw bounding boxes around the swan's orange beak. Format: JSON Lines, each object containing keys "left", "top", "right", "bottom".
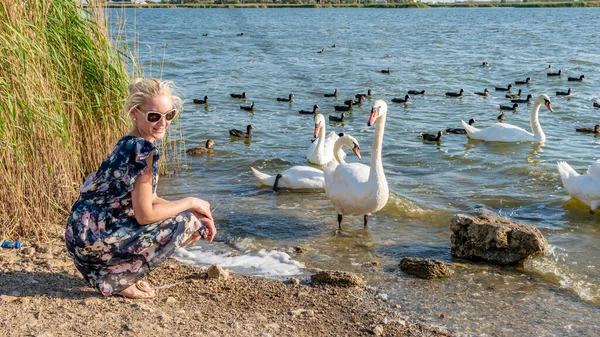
{"left": 545, "top": 101, "right": 553, "bottom": 112}
{"left": 313, "top": 125, "right": 320, "bottom": 138}
{"left": 352, "top": 145, "right": 361, "bottom": 160}
{"left": 368, "top": 107, "right": 378, "bottom": 126}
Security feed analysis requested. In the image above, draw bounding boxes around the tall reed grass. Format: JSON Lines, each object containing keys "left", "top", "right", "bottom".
{"left": 0, "top": 0, "right": 132, "bottom": 240}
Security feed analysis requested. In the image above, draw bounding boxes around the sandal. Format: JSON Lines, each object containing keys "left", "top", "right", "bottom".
{"left": 117, "top": 280, "right": 156, "bottom": 299}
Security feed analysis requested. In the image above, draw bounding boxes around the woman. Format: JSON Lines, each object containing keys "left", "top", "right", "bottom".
{"left": 65, "top": 78, "right": 216, "bottom": 299}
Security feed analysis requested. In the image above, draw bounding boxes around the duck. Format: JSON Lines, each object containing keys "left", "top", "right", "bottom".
{"left": 324, "top": 89, "right": 338, "bottom": 98}
{"left": 345, "top": 95, "right": 364, "bottom": 106}
{"left": 324, "top": 133, "right": 362, "bottom": 197}
{"left": 547, "top": 69, "right": 562, "bottom": 76}
{"left": 329, "top": 113, "right": 346, "bottom": 122}
{"left": 237, "top": 32, "right": 244, "bottom": 36}
{"left": 557, "top": 160, "right": 600, "bottom": 214}
{"left": 299, "top": 104, "right": 319, "bottom": 115}
{"left": 461, "top": 94, "right": 553, "bottom": 142}
{"left": 240, "top": 101, "right": 255, "bottom": 112}
{"left": 446, "top": 118, "right": 476, "bottom": 134}
{"left": 482, "top": 61, "right": 490, "bottom": 67}
{"left": 556, "top": 88, "right": 572, "bottom": 96}
{"left": 306, "top": 114, "right": 343, "bottom": 165}
{"left": 594, "top": 102, "right": 600, "bottom": 109}
{"left": 229, "top": 124, "right": 254, "bottom": 138}
{"left": 511, "top": 94, "right": 533, "bottom": 104}
{"left": 497, "top": 111, "right": 506, "bottom": 121}
{"left": 495, "top": 84, "right": 513, "bottom": 92}
{"left": 355, "top": 89, "right": 372, "bottom": 99}
{"left": 202, "top": 33, "right": 208, "bottom": 36}
{"left": 318, "top": 48, "right": 325, "bottom": 54}
{"left": 277, "top": 93, "right": 294, "bottom": 102}
{"left": 380, "top": 67, "right": 391, "bottom": 74}
{"left": 250, "top": 166, "right": 325, "bottom": 191}
{"left": 326, "top": 100, "right": 389, "bottom": 230}
{"left": 185, "top": 139, "right": 215, "bottom": 155}
{"left": 499, "top": 103, "right": 519, "bottom": 111}
{"left": 505, "top": 89, "right": 522, "bottom": 99}
{"left": 408, "top": 90, "right": 425, "bottom": 95}
{"left": 422, "top": 131, "right": 442, "bottom": 142}
{"left": 193, "top": 96, "right": 208, "bottom": 104}
{"left": 575, "top": 125, "right": 600, "bottom": 134}
{"left": 515, "top": 77, "right": 531, "bottom": 85}
{"left": 568, "top": 75, "right": 585, "bottom": 82}
{"left": 474, "top": 88, "right": 489, "bottom": 97}
{"left": 331, "top": 44, "right": 337, "bottom": 48}
{"left": 230, "top": 92, "right": 247, "bottom": 99}
{"left": 392, "top": 95, "right": 410, "bottom": 104}
{"left": 445, "top": 89, "right": 464, "bottom": 97}
{"left": 334, "top": 101, "right": 353, "bottom": 112}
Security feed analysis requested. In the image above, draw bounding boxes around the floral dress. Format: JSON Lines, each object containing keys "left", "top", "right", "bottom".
{"left": 65, "top": 135, "right": 205, "bottom": 296}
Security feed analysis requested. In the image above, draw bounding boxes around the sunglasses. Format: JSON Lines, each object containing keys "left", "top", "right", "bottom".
{"left": 134, "top": 106, "right": 178, "bottom": 123}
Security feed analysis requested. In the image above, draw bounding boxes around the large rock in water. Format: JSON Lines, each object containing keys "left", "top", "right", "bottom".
{"left": 450, "top": 210, "right": 548, "bottom": 265}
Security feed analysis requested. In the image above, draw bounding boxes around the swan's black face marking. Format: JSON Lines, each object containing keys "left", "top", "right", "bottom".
{"left": 352, "top": 143, "right": 361, "bottom": 159}
{"left": 544, "top": 99, "right": 553, "bottom": 112}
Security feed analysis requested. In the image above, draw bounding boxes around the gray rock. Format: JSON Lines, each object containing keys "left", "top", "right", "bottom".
{"left": 450, "top": 210, "right": 548, "bottom": 264}
{"left": 399, "top": 257, "right": 453, "bottom": 279}
{"left": 311, "top": 270, "right": 366, "bottom": 287}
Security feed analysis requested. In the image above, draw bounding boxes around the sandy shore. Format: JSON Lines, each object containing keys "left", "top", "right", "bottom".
{"left": 0, "top": 232, "right": 450, "bottom": 336}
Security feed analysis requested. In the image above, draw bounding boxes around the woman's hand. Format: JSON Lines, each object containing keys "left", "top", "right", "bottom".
{"left": 189, "top": 197, "right": 213, "bottom": 220}
{"left": 190, "top": 211, "right": 217, "bottom": 243}
{"left": 201, "top": 218, "right": 217, "bottom": 243}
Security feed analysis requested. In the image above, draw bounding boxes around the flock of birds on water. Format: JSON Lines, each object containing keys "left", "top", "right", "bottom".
{"left": 183, "top": 61, "right": 600, "bottom": 229}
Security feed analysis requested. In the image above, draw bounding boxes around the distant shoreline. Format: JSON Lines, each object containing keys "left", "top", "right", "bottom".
{"left": 100, "top": 2, "right": 600, "bottom": 9}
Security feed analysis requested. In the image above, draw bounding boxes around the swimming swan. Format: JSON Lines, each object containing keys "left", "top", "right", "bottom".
{"left": 461, "top": 94, "right": 553, "bottom": 142}
{"left": 326, "top": 100, "right": 390, "bottom": 230}
{"left": 250, "top": 166, "right": 325, "bottom": 191}
{"left": 557, "top": 160, "right": 600, "bottom": 214}
{"left": 306, "top": 114, "right": 344, "bottom": 165}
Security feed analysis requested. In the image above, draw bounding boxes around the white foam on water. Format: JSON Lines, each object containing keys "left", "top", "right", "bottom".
{"left": 173, "top": 247, "right": 306, "bottom": 278}
{"left": 525, "top": 245, "right": 600, "bottom": 304}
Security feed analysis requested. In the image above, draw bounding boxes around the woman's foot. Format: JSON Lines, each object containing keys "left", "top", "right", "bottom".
{"left": 117, "top": 280, "right": 156, "bottom": 299}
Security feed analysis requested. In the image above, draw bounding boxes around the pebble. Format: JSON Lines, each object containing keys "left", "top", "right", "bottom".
{"left": 207, "top": 265, "right": 229, "bottom": 281}
{"left": 165, "top": 297, "right": 177, "bottom": 304}
{"left": 372, "top": 325, "right": 384, "bottom": 335}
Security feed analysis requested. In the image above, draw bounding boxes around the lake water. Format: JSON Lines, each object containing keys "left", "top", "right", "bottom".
{"left": 112, "top": 7, "right": 600, "bottom": 336}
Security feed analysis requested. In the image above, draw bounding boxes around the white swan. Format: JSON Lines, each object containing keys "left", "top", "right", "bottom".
{"left": 557, "top": 160, "right": 600, "bottom": 214}
{"left": 250, "top": 166, "right": 324, "bottom": 190}
{"left": 326, "top": 100, "right": 390, "bottom": 230}
{"left": 323, "top": 134, "right": 362, "bottom": 197}
{"left": 461, "top": 94, "right": 553, "bottom": 142}
{"left": 306, "top": 114, "right": 344, "bottom": 165}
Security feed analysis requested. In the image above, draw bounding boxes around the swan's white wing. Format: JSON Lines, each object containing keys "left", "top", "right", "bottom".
{"left": 465, "top": 123, "right": 534, "bottom": 142}
{"left": 324, "top": 132, "right": 346, "bottom": 161}
{"left": 558, "top": 161, "right": 600, "bottom": 210}
{"left": 280, "top": 166, "right": 324, "bottom": 189}
{"left": 323, "top": 160, "right": 339, "bottom": 196}
{"left": 586, "top": 160, "right": 600, "bottom": 179}
{"left": 327, "top": 163, "right": 372, "bottom": 214}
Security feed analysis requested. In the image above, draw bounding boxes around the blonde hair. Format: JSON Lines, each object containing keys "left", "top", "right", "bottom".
{"left": 125, "top": 78, "right": 182, "bottom": 113}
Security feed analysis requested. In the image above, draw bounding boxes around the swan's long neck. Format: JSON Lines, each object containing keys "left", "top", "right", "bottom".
{"left": 332, "top": 141, "right": 346, "bottom": 165}
{"left": 316, "top": 123, "right": 326, "bottom": 154}
{"left": 530, "top": 100, "right": 545, "bottom": 141}
{"left": 369, "top": 113, "right": 386, "bottom": 184}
